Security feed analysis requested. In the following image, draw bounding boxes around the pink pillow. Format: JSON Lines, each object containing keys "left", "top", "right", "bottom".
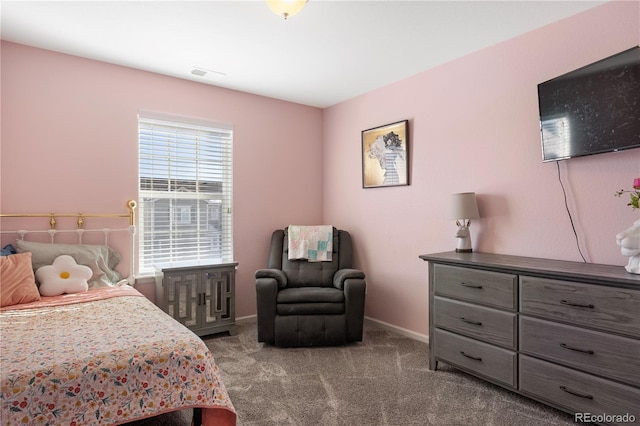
{"left": 0, "top": 252, "right": 41, "bottom": 307}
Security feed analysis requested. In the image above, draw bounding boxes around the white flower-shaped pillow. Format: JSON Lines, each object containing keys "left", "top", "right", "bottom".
{"left": 35, "top": 255, "right": 91, "bottom": 296}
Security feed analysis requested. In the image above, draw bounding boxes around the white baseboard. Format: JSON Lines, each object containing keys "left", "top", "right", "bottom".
{"left": 236, "top": 314, "right": 257, "bottom": 324}
{"left": 365, "top": 316, "right": 429, "bottom": 344}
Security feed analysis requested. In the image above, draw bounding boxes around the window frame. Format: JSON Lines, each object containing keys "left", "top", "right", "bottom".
{"left": 137, "top": 112, "right": 233, "bottom": 276}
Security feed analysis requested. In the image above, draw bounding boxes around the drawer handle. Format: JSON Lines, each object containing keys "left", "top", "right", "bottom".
{"left": 559, "top": 300, "right": 594, "bottom": 309}
{"left": 460, "top": 317, "right": 482, "bottom": 326}
{"left": 460, "top": 351, "right": 482, "bottom": 361}
{"left": 560, "top": 343, "right": 594, "bottom": 355}
{"left": 460, "top": 282, "right": 483, "bottom": 289}
{"left": 559, "top": 385, "right": 593, "bottom": 400}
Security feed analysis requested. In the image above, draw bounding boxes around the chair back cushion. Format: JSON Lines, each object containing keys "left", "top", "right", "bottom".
{"left": 268, "top": 227, "right": 353, "bottom": 288}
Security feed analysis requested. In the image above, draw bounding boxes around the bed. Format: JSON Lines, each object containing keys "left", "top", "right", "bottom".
{"left": 0, "top": 202, "right": 236, "bottom": 426}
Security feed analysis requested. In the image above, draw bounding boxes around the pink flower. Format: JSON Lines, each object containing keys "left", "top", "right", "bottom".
{"left": 616, "top": 179, "right": 640, "bottom": 210}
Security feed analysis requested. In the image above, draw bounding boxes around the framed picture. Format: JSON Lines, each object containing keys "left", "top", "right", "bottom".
{"left": 361, "top": 120, "right": 409, "bottom": 188}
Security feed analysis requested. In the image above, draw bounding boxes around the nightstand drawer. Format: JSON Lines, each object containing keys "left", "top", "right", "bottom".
{"left": 433, "top": 264, "right": 517, "bottom": 310}
{"left": 520, "top": 276, "right": 640, "bottom": 338}
{"left": 434, "top": 296, "right": 516, "bottom": 349}
{"left": 434, "top": 329, "right": 516, "bottom": 388}
{"left": 520, "top": 316, "right": 640, "bottom": 387}
{"left": 520, "top": 355, "right": 640, "bottom": 424}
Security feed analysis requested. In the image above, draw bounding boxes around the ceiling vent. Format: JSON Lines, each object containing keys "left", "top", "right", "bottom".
{"left": 191, "top": 68, "right": 208, "bottom": 77}
{"left": 190, "top": 67, "right": 227, "bottom": 80}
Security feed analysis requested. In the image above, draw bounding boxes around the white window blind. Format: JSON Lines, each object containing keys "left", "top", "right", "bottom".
{"left": 138, "top": 114, "right": 233, "bottom": 275}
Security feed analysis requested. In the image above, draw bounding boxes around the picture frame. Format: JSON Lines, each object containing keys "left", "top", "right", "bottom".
{"left": 361, "top": 120, "right": 409, "bottom": 188}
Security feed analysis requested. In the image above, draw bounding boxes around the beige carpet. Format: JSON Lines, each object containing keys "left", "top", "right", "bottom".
{"left": 127, "top": 320, "right": 574, "bottom": 425}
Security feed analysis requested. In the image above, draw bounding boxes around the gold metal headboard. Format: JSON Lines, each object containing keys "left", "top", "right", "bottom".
{"left": 0, "top": 200, "right": 138, "bottom": 284}
{"left": 0, "top": 200, "right": 137, "bottom": 229}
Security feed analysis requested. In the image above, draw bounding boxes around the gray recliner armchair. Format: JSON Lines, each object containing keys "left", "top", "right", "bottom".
{"left": 255, "top": 227, "right": 366, "bottom": 347}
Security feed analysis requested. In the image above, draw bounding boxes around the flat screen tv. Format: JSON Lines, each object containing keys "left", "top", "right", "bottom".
{"left": 538, "top": 46, "right": 640, "bottom": 162}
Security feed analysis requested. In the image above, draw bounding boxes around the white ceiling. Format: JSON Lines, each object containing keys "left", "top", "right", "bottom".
{"left": 1, "top": 0, "right": 607, "bottom": 108}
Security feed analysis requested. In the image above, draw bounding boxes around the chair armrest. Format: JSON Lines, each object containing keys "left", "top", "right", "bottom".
{"left": 255, "top": 268, "right": 288, "bottom": 288}
{"left": 333, "top": 268, "right": 365, "bottom": 290}
{"left": 255, "top": 276, "right": 279, "bottom": 344}
{"left": 344, "top": 279, "right": 366, "bottom": 342}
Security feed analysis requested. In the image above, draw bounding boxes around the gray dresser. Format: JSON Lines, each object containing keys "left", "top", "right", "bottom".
{"left": 420, "top": 252, "right": 640, "bottom": 425}
{"left": 155, "top": 261, "right": 238, "bottom": 337}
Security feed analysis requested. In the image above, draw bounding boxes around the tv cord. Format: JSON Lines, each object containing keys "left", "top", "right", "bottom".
{"left": 556, "top": 161, "right": 587, "bottom": 263}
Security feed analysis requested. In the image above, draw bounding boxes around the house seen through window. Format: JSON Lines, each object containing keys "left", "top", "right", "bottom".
{"left": 138, "top": 113, "right": 233, "bottom": 275}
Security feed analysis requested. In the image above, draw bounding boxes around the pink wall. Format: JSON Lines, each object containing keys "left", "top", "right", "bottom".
{"left": 0, "top": 41, "right": 324, "bottom": 316}
{"left": 2, "top": 1, "right": 639, "bottom": 338}
{"left": 322, "top": 1, "right": 640, "bottom": 336}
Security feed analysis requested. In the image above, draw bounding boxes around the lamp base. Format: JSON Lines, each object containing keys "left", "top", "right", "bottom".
{"left": 455, "top": 248, "right": 473, "bottom": 253}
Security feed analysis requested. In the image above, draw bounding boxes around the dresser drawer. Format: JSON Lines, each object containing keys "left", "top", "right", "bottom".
{"left": 433, "top": 264, "right": 517, "bottom": 310}
{"left": 520, "top": 276, "right": 640, "bottom": 338}
{"left": 434, "top": 329, "right": 516, "bottom": 388}
{"left": 434, "top": 296, "right": 516, "bottom": 349}
{"left": 520, "top": 316, "right": 640, "bottom": 387}
{"left": 520, "top": 355, "right": 640, "bottom": 425}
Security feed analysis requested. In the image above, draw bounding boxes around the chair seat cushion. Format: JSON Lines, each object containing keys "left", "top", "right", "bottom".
{"left": 277, "top": 287, "right": 345, "bottom": 315}
{"left": 277, "top": 287, "right": 344, "bottom": 304}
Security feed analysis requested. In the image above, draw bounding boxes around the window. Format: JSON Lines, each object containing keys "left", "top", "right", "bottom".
{"left": 138, "top": 113, "right": 233, "bottom": 275}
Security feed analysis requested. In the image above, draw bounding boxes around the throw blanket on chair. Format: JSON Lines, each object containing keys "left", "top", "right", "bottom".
{"left": 288, "top": 225, "right": 333, "bottom": 262}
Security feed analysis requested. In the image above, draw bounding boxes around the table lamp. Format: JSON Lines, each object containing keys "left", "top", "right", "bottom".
{"left": 451, "top": 192, "right": 480, "bottom": 252}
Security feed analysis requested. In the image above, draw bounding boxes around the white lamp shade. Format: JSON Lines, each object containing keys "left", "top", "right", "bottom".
{"left": 451, "top": 192, "right": 480, "bottom": 220}
{"left": 266, "top": 0, "right": 307, "bottom": 19}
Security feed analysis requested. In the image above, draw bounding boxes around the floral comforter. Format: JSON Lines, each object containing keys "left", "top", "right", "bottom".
{"left": 0, "top": 287, "right": 236, "bottom": 425}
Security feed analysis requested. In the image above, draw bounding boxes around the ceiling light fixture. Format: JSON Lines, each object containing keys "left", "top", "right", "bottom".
{"left": 265, "top": 0, "right": 307, "bottom": 20}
